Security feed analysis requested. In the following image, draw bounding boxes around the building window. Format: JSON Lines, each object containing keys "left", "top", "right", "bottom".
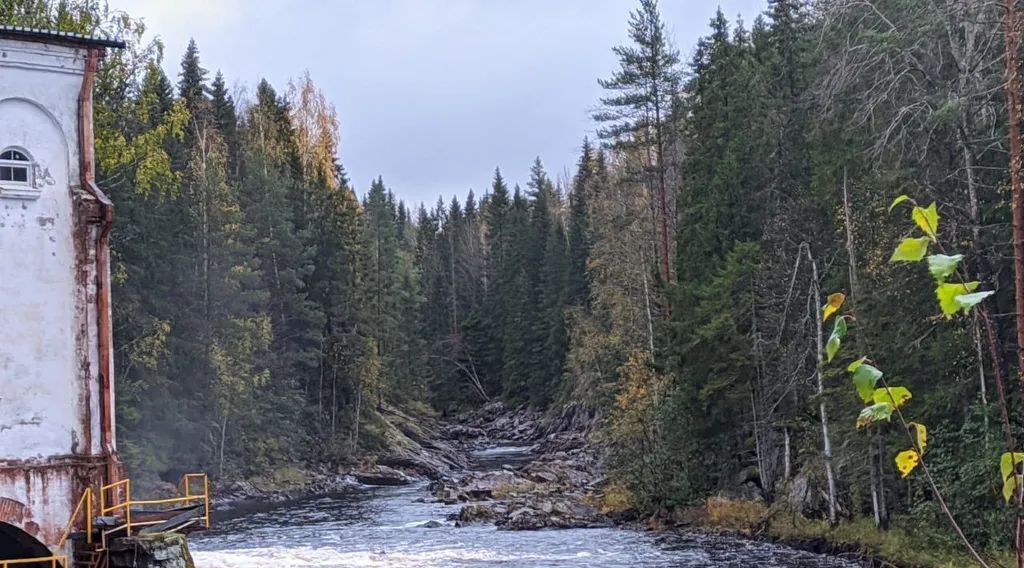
{"left": 0, "top": 148, "right": 42, "bottom": 200}
{"left": 0, "top": 149, "right": 31, "bottom": 184}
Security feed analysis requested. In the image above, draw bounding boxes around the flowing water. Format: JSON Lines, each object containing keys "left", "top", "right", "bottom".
{"left": 190, "top": 447, "right": 863, "bottom": 567}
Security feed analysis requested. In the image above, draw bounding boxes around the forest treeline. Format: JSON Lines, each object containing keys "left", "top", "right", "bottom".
{"left": 8, "top": 0, "right": 1024, "bottom": 557}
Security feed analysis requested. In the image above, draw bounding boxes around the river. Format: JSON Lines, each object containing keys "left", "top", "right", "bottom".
{"left": 190, "top": 446, "right": 863, "bottom": 567}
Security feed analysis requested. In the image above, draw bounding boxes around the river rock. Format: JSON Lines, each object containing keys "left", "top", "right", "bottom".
{"left": 354, "top": 465, "right": 413, "bottom": 486}
{"left": 461, "top": 470, "right": 525, "bottom": 499}
{"left": 454, "top": 503, "right": 500, "bottom": 524}
{"left": 498, "top": 499, "right": 608, "bottom": 530}
{"left": 527, "top": 470, "right": 559, "bottom": 484}
{"left": 442, "top": 424, "right": 488, "bottom": 440}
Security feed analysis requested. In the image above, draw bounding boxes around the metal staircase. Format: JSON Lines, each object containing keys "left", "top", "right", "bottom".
{"left": 3, "top": 473, "right": 209, "bottom": 568}
{"left": 72, "top": 546, "right": 106, "bottom": 568}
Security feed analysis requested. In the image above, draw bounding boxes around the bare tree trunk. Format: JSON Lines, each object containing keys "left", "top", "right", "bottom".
{"left": 642, "top": 268, "right": 656, "bottom": 362}
{"left": 331, "top": 367, "right": 337, "bottom": 437}
{"left": 318, "top": 343, "right": 325, "bottom": 422}
{"left": 842, "top": 169, "right": 858, "bottom": 299}
{"left": 876, "top": 435, "right": 889, "bottom": 529}
{"left": 750, "top": 382, "right": 769, "bottom": 497}
{"left": 870, "top": 449, "right": 881, "bottom": 528}
{"left": 450, "top": 233, "right": 459, "bottom": 335}
{"left": 653, "top": 91, "right": 674, "bottom": 302}
{"left": 351, "top": 385, "right": 362, "bottom": 455}
{"left": 655, "top": 138, "right": 672, "bottom": 295}
{"left": 810, "top": 251, "right": 839, "bottom": 525}
{"left": 1005, "top": 0, "right": 1024, "bottom": 397}
{"left": 974, "top": 314, "right": 990, "bottom": 445}
{"left": 1002, "top": 1, "right": 1024, "bottom": 563}
{"left": 219, "top": 414, "right": 228, "bottom": 478}
{"left": 783, "top": 426, "right": 792, "bottom": 483}
{"left": 842, "top": 174, "right": 887, "bottom": 528}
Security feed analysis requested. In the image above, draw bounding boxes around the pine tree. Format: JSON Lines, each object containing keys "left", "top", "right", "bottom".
{"left": 595, "top": 0, "right": 682, "bottom": 290}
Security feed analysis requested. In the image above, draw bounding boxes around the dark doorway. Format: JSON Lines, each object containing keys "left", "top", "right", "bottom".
{"left": 0, "top": 522, "right": 60, "bottom": 567}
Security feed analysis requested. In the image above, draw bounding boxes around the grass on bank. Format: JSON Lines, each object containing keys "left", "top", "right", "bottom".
{"left": 596, "top": 490, "right": 1012, "bottom": 568}
{"left": 701, "top": 498, "right": 1012, "bottom": 568}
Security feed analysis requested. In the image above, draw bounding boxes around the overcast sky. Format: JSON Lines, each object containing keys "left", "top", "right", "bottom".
{"left": 109, "top": 0, "right": 766, "bottom": 207}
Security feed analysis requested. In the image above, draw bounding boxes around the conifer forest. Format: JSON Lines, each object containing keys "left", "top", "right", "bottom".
{"left": 11, "top": 0, "right": 1024, "bottom": 564}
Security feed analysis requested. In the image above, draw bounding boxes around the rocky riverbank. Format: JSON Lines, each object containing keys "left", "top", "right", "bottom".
{"left": 209, "top": 403, "right": 471, "bottom": 509}
{"left": 210, "top": 400, "right": 609, "bottom": 532}
{"left": 426, "top": 401, "right": 610, "bottom": 531}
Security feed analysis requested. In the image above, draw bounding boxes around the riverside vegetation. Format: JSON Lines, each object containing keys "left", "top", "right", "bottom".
{"left": 8, "top": 0, "right": 1024, "bottom": 566}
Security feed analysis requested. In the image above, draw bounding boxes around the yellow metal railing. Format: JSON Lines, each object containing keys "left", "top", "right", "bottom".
{"left": 99, "top": 473, "right": 210, "bottom": 547}
{"left": 0, "top": 556, "right": 67, "bottom": 568}
{"left": 58, "top": 487, "right": 94, "bottom": 547}
{"left": 1, "top": 488, "right": 91, "bottom": 568}
{"left": 2, "top": 473, "right": 209, "bottom": 567}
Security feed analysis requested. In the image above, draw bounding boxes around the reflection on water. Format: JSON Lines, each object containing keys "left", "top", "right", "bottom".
{"left": 191, "top": 448, "right": 863, "bottom": 568}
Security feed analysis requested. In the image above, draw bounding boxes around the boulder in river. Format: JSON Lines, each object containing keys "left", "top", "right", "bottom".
{"left": 354, "top": 464, "right": 414, "bottom": 486}
{"left": 499, "top": 498, "right": 609, "bottom": 530}
{"left": 454, "top": 503, "right": 501, "bottom": 524}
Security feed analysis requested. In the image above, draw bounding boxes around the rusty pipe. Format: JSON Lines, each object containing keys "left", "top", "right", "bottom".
{"left": 78, "top": 46, "right": 119, "bottom": 486}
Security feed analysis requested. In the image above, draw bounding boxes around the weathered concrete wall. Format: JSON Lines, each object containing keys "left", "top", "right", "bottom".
{"left": 0, "top": 36, "right": 109, "bottom": 553}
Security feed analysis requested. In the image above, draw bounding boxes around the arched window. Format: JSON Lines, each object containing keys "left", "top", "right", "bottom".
{"left": 0, "top": 149, "right": 30, "bottom": 185}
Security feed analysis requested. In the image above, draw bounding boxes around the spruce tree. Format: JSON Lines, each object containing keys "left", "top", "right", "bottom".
{"left": 567, "top": 139, "right": 595, "bottom": 307}
{"left": 178, "top": 39, "right": 209, "bottom": 117}
{"left": 210, "top": 71, "right": 240, "bottom": 180}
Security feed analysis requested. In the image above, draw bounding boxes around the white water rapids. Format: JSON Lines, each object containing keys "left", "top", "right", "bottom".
{"left": 190, "top": 447, "right": 863, "bottom": 567}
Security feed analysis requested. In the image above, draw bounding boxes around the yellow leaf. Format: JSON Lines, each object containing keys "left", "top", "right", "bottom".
{"left": 872, "top": 386, "right": 912, "bottom": 408}
{"left": 895, "top": 449, "right": 920, "bottom": 478}
{"left": 909, "top": 423, "right": 927, "bottom": 454}
{"left": 891, "top": 237, "right": 930, "bottom": 262}
{"left": 1005, "top": 475, "right": 1019, "bottom": 503}
{"left": 822, "top": 293, "right": 846, "bottom": 322}
{"left": 912, "top": 202, "right": 939, "bottom": 241}
{"left": 1001, "top": 452, "right": 1024, "bottom": 481}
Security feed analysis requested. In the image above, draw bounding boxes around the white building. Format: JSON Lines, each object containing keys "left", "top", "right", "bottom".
{"left": 0, "top": 26, "right": 124, "bottom": 561}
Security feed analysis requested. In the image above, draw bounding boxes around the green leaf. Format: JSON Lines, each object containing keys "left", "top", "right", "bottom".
{"left": 847, "top": 356, "right": 867, "bottom": 373}
{"left": 826, "top": 317, "right": 847, "bottom": 363}
{"left": 873, "top": 386, "right": 912, "bottom": 408}
{"left": 926, "top": 254, "right": 963, "bottom": 283}
{"left": 954, "top": 291, "right": 994, "bottom": 313}
{"left": 857, "top": 402, "right": 894, "bottom": 429}
{"left": 936, "top": 281, "right": 979, "bottom": 316}
{"left": 822, "top": 292, "right": 846, "bottom": 322}
{"left": 851, "top": 363, "right": 883, "bottom": 403}
{"left": 896, "top": 449, "right": 920, "bottom": 478}
{"left": 891, "top": 237, "right": 930, "bottom": 262}
{"left": 1000, "top": 452, "right": 1024, "bottom": 481}
{"left": 888, "top": 194, "right": 911, "bottom": 212}
{"left": 912, "top": 202, "right": 939, "bottom": 241}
